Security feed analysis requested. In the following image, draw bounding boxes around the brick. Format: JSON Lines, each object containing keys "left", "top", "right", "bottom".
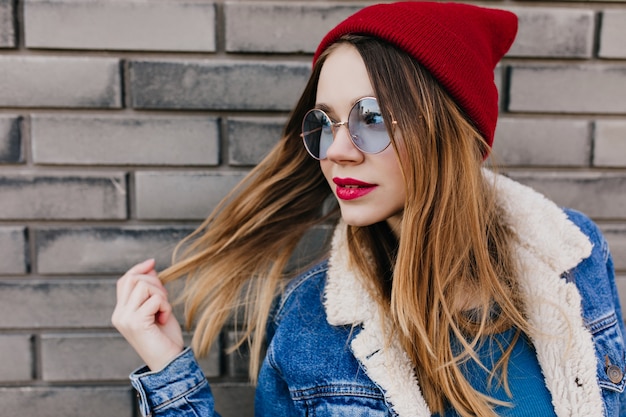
{"left": 224, "top": 330, "right": 250, "bottom": 378}
{"left": 41, "top": 333, "right": 143, "bottom": 381}
{"left": 491, "top": 118, "right": 590, "bottom": 167}
{"left": 594, "top": 120, "right": 626, "bottom": 167}
{"left": 24, "top": 0, "right": 216, "bottom": 52}
{"left": 0, "top": 173, "right": 127, "bottom": 220}
{"left": 507, "top": 7, "right": 594, "bottom": 58}
{"left": 602, "top": 224, "right": 626, "bottom": 271}
{"left": 32, "top": 115, "right": 219, "bottom": 166}
{"left": 225, "top": 2, "right": 359, "bottom": 53}
{"left": 0, "top": 56, "right": 121, "bottom": 108}
{"left": 0, "top": 335, "right": 33, "bottom": 381}
{"left": 211, "top": 384, "right": 255, "bottom": 417}
{"left": 599, "top": 10, "right": 626, "bottom": 58}
{"left": 507, "top": 171, "right": 626, "bottom": 220}
{"left": 193, "top": 337, "right": 221, "bottom": 378}
{"left": 36, "top": 226, "right": 194, "bottom": 274}
{"left": 495, "top": 66, "right": 503, "bottom": 108}
{"left": 0, "top": 387, "right": 133, "bottom": 417}
{"left": 0, "top": 280, "right": 116, "bottom": 328}
{"left": 135, "top": 172, "right": 247, "bottom": 220}
{"left": 228, "top": 117, "right": 285, "bottom": 166}
{"left": 0, "top": 115, "right": 22, "bottom": 163}
{"left": 130, "top": 60, "right": 310, "bottom": 110}
{"left": 509, "top": 65, "right": 626, "bottom": 114}
{"left": 0, "top": 0, "right": 15, "bottom": 48}
{"left": 41, "top": 332, "right": 220, "bottom": 381}
{"left": 0, "top": 227, "right": 28, "bottom": 275}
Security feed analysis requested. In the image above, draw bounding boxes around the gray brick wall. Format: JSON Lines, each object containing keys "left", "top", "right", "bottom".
{"left": 0, "top": 227, "right": 28, "bottom": 274}
{"left": 595, "top": 121, "right": 626, "bottom": 167}
{"left": 24, "top": 0, "right": 217, "bottom": 52}
{"left": 506, "top": 7, "right": 594, "bottom": 58}
{"left": 31, "top": 115, "right": 220, "bottom": 166}
{"left": 135, "top": 172, "right": 247, "bottom": 219}
{"left": 0, "top": 115, "right": 22, "bottom": 163}
{"left": 0, "top": 1, "right": 625, "bottom": 416}
{"left": 600, "top": 10, "right": 626, "bottom": 58}
{"left": 0, "top": 56, "right": 122, "bottom": 108}
{"left": 509, "top": 65, "right": 626, "bottom": 113}
{"left": 0, "top": 0, "right": 15, "bottom": 48}
{"left": 130, "top": 60, "right": 310, "bottom": 110}
{"left": 0, "top": 173, "right": 127, "bottom": 220}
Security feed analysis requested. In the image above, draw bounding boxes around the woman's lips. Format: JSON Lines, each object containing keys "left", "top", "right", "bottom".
{"left": 333, "top": 177, "right": 377, "bottom": 201}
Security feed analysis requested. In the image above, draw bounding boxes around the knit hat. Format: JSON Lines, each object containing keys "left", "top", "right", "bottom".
{"left": 313, "top": 1, "right": 518, "bottom": 152}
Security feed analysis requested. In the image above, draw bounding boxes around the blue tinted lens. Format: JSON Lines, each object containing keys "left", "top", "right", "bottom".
{"left": 301, "top": 98, "right": 391, "bottom": 160}
{"left": 302, "top": 109, "right": 333, "bottom": 159}
{"left": 348, "top": 98, "right": 390, "bottom": 154}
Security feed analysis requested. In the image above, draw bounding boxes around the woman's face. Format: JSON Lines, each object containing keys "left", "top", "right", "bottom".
{"left": 317, "top": 44, "right": 406, "bottom": 233}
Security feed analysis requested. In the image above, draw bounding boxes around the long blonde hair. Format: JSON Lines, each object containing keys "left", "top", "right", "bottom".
{"left": 159, "top": 52, "right": 333, "bottom": 376}
{"left": 161, "top": 35, "right": 530, "bottom": 417}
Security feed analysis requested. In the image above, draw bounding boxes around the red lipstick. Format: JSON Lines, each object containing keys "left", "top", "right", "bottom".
{"left": 332, "top": 177, "right": 377, "bottom": 200}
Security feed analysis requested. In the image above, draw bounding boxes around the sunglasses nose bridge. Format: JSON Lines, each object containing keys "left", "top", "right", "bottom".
{"left": 330, "top": 120, "right": 350, "bottom": 138}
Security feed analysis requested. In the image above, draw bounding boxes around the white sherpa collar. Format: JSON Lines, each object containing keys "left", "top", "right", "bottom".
{"left": 324, "top": 170, "right": 603, "bottom": 417}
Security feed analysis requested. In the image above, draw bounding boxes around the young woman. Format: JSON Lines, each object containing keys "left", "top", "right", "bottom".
{"left": 112, "top": 2, "right": 626, "bottom": 416}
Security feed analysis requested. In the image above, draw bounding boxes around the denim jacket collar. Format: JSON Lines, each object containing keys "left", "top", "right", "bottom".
{"left": 324, "top": 171, "right": 604, "bottom": 417}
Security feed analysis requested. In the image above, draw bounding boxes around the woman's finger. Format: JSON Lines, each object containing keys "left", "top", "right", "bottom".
{"left": 127, "top": 258, "right": 156, "bottom": 275}
{"left": 123, "top": 280, "right": 164, "bottom": 316}
{"left": 153, "top": 295, "right": 172, "bottom": 325}
{"left": 116, "top": 265, "right": 164, "bottom": 305}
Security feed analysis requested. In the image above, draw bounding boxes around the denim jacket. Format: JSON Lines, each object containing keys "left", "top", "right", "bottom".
{"left": 130, "top": 173, "right": 626, "bottom": 417}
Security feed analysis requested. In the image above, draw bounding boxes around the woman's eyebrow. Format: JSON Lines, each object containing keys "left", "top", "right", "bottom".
{"left": 314, "top": 103, "right": 332, "bottom": 113}
{"left": 315, "top": 95, "right": 375, "bottom": 114}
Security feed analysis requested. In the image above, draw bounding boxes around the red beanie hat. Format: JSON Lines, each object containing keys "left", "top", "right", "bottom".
{"left": 313, "top": 1, "right": 518, "bottom": 153}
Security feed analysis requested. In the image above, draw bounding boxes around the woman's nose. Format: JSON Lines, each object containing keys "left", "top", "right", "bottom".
{"left": 324, "top": 124, "right": 364, "bottom": 163}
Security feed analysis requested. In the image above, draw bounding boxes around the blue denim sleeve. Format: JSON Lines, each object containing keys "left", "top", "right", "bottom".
{"left": 602, "top": 250, "right": 626, "bottom": 417}
{"left": 255, "top": 356, "right": 297, "bottom": 416}
{"left": 606, "top": 251, "right": 626, "bottom": 417}
{"left": 130, "top": 347, "right": 220, "bottom": 417}
{"left": 564, "top": 209, "right": 626, "bottom": 416}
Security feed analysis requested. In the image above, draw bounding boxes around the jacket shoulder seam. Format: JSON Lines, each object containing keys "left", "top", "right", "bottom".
{"left": 273, "top": 261, "right": 329, "bottom": 325}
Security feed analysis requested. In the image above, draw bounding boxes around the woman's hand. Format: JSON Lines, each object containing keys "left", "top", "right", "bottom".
{"left": 112, "top": 258, "right": 184, "bottom": 372}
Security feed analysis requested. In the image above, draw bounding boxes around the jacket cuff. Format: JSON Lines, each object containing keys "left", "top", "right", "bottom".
{"left": 130, "top": 347, "right": 207, "bottom": 416}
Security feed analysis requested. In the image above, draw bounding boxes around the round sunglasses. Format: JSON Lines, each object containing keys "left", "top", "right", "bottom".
{"left": 301, "top": 97, "right": 394, "bottom": 160}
